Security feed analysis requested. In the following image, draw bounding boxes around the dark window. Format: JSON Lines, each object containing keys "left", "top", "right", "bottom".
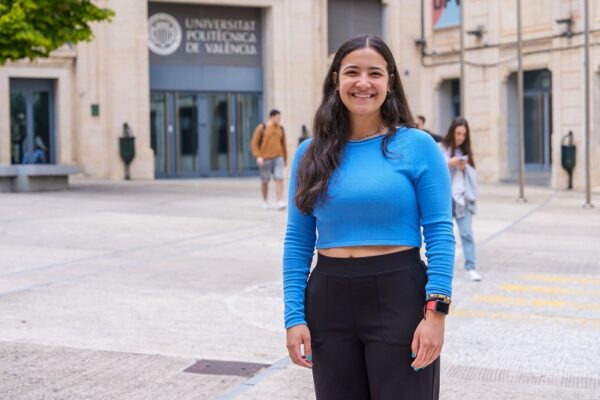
{"left": 328, "top": 0, "right": 383, "bottom": 54}
{"left": 451, "top": 79, "right": 460, "bottom": 117}
{"left": 524, "top": 69, "right": 551, "bottom": 91}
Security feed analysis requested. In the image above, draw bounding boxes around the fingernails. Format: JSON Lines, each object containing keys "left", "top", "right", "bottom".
{"left": 413, "top": 367, "right": 421, "bottom": 372}
{"left": 411, "top": 352, "right": 416, "bottom": 358}
{"left": 307, "top": 354, "right": 313, "bottom": 362}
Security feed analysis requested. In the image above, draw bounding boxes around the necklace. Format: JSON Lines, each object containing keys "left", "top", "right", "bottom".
{"left": 351, "top": 126, "right": 386, "bottom": 141}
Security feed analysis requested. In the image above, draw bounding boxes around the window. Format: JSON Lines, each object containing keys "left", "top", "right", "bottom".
{"left": 328, "top": 0, "right": 383, "bottom": 54}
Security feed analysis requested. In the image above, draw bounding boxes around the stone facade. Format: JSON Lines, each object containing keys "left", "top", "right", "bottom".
{"left": 0, "top": 0, "right": 598, "bottom": 189}
{"left": 401, "top": 0, "right": 600, "bottom": 190}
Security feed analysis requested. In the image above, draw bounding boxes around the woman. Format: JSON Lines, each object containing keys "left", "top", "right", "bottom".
{"left": 440, "top": 117, "right": 482, "bottom": 282}
{"left": 283, "top": 35, "right": 455, "bottom": 400}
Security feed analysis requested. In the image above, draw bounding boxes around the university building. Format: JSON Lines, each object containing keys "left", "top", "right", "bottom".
{"left": 0, "top": 0, "right": 598, "bottom": 190}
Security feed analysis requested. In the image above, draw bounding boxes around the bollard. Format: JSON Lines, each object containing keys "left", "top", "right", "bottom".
{"left": 298, "top": 124, "right": 310, "bottom": 145}
{"left": 119, "top": 123, "right": 136, "bottom": 180}
{"left": 560, "top": 131, "right": 576, "bottom": 190}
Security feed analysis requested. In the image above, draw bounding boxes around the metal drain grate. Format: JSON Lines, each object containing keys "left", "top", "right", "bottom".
{"left": 183, "top": 359, "right": 270, "bottom": 377}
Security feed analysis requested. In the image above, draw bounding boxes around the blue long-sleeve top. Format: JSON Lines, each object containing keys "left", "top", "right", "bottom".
{"left": 283, "top": 127, "right": 455, "bottom": 329}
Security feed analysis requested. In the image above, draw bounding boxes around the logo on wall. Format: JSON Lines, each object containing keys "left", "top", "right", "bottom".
{"left": 148, "top": 13, "right": 182, "bottom": 56}
{"left": 433, "top": 0, "right": 461, "bottom": 29}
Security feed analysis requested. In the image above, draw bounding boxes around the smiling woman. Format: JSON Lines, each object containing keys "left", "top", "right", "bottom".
{"left": 283, "top": 35, "right": 455, "bottom": 400}
{"left": 335, "top": 48, "right": 389, "bottom": 124}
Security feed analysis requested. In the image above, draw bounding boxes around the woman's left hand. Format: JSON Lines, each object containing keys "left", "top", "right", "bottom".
{"left": 410, "top": 310, "right": 446, "bottom": 370}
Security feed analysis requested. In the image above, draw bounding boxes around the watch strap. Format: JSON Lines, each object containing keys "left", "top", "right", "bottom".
{"left": 424, "top": 299, "right": 450, "bottom": 315}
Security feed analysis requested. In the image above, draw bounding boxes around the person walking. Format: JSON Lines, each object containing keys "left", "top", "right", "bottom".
{"left": 283, "top": 35, "right": 455, "bottom": 400}
{"left": 251, "top": 109, "right": 288, "bottom": 210}
{"left": 440, "top": 117, "right": 482, "bottom": 282}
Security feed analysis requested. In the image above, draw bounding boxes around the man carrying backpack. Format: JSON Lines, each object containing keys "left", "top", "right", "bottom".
{"left": 251, "top": 109, "right": 288, "bottom": 210}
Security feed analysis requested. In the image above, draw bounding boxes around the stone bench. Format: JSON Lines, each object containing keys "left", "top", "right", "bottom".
{"left": 0, "top": 165, "right": 80, "bottom": 192}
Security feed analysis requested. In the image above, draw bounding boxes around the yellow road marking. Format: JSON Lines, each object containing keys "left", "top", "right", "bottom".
{"left": 500, "top": 284, "right": 600, "bottom": 296}
{"left": 452, "top": 308, "right": 600, "bottom": 328}
{"left": 474, "top": 295, "right": 600, "bottom": 310}
{"left": 520, "top": 274, "right": 600, "bottom": 285}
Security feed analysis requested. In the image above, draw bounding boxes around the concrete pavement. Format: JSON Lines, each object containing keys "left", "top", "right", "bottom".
{"left": 0, "top": 178, "right": 598, "bottom": 399}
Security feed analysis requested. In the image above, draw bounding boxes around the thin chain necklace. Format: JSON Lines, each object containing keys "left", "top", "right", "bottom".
{"left": 351, "top": 126, "right": 386, "bottom": 141}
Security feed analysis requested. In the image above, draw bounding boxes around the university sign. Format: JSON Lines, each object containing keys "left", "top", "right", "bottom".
{"left": 184, "top": 18, "right": 258, "bottom": 56}
{"left": 148, "top": 3, "right": 261, "bottom": 68}
{"left": 148, "top": 13, "right": 182, "bottom": 56}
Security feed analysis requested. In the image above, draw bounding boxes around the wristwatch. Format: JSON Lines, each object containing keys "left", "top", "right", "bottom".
{"left": 424, "top": 294, "right": 451, "bottom": 315}
{"left": 425, "top": 299, "right": 450, "bottom": 315}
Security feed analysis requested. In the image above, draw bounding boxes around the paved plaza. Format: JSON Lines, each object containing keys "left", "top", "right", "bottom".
{"left": 0, "top": 178, "right": 598, "bottom": 399}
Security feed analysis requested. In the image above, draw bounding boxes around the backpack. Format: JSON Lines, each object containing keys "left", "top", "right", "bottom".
{"left": 257, "top": 123, "right": 285, "bottom": 148}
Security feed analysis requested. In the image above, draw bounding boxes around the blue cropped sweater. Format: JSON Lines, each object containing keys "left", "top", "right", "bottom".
{"left": 283, "top": 127, "right": 455, "bottom": 328}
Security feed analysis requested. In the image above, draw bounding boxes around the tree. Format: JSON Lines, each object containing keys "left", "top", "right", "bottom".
{"left": 0, "top": 0, "right": 114, "bottom": 64}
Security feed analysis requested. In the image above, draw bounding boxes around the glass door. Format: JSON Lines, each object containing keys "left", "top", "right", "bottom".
{"left": 524, "top": 94, "right": 544, "bottom": 165}
{"left": 10, "top": 79, "right": 55, "bottom": 164}
{"left": 524, "top": 92, "right": 552, "bottom": 169}
{"left": 236, "top": 94, "right": 261, "bottom": 175}
{"left": 523, "top": 70, "right": 552, "bottom": 171}
{"left": 10, "top": 91, "right": 26, "bottom": 164}
{"left": 177, "top": 94, "right": 200, "bottom": 174}
{"left": 151, "top": 91, "right": 261, "bottom": 178}
{"left": 205, "top": 93, "right": 230, "bottom": 175}
{"left": 150, "top": 92, "right": 168, "bottom": 176}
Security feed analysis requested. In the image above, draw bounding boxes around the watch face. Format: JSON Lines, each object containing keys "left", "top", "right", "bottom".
{"left": 436, "top": 301, "right": 450, "bottom": 314}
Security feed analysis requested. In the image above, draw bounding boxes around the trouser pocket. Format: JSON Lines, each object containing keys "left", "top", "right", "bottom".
{"left": 375, "top": 264, "right": 427, "bottom": 345}
{"left": 305, "top": 271, "right": 328, "bottom": 345}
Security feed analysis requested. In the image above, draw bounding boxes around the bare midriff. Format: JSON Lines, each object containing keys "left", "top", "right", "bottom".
{"left": 317, "top": 245, "right": 415, "bottom": 258}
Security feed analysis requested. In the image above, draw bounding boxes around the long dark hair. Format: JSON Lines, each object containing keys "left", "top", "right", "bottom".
{"left": 442, "top": 116, "right": 475, "bottom": 168}
{"left": 295, "top": 35, "right": 414, "bottom": 214}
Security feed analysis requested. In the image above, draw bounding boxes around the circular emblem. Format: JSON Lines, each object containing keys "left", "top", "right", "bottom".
{"left": 148, "top": 13, "right": 182, "bottom": 56}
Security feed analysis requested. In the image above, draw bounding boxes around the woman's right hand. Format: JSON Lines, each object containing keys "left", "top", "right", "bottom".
{"left": 286, "top": 324, "right": 313, "bottom": 368}
{"left": 448, "top": 157, "right": 466, "bottom": 169}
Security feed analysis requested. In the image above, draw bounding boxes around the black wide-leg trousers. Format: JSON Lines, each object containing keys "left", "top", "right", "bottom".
{"left": 305, "top": 248, "right": 440, "bottom": 400}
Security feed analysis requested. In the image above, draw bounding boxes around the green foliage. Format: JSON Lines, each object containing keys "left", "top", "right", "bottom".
{"left": 0, "top": 0, "right": 114, "bottom": 64}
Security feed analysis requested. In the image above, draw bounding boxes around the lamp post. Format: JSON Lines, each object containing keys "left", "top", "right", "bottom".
{"left": 459, "top": 0, "right": 465, "bottom": 116}
{"left": 583, "top": 0, "right": 594, "bottom": 208}
{"left": 516, "top": 0, "right": 527, "bottom": 203}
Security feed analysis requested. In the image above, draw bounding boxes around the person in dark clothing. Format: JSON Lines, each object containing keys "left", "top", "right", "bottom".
{"left": 416, "top": 115, "right": 443, "bottom": 142}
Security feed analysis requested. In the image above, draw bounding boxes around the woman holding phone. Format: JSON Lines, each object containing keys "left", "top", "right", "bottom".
{"left": 283, "top": 35, "right": 455, "bottom": 399}
{"left": 440, "top": 117, "right": 482, "bottom": 281}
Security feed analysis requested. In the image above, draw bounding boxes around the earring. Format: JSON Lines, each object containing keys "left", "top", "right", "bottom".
{"left": 387, "top": 89, "right": 392, "bottom": 95}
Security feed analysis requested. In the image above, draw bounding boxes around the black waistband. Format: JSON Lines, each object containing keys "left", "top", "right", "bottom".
{"left": 314, "top": 247, "right": 423, "bottom": 276}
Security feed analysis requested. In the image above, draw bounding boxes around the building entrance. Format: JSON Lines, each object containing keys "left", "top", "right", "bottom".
{"left": 151, "top": 91, "right": 260, "bottom": 178}
{"left": 147, "top": 3, "right": 263, "bottom": 178}
{"left": 437, "top": 78, "right": 460, "bottom": 137}
{"left": 9, "top": 79, "right": 55, "bottom": 165}
{"left": 523, "top": 70, "right": 553, "bottom": 170}
{"left": 505, "top": 70, "right": 553, "bottom": 185}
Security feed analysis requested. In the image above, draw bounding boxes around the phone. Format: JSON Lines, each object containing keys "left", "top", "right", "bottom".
{"left": 458, "top": 155, "right": 469, "bottom": 161}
